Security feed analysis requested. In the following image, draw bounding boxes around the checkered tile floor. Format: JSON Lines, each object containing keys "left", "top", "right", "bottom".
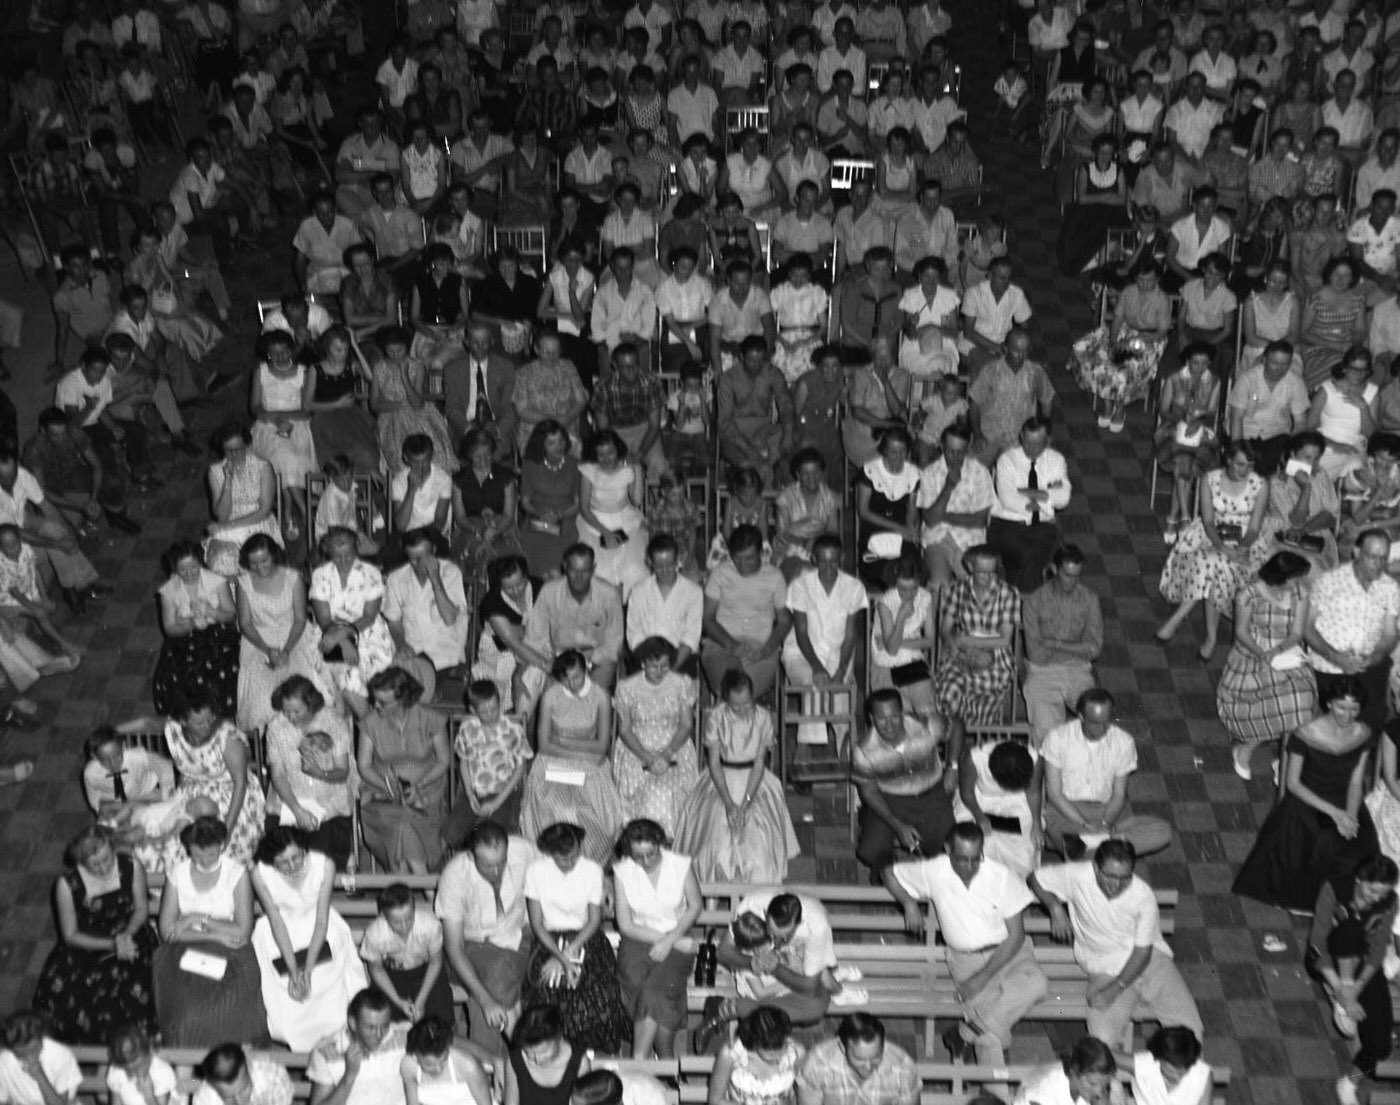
{"left": 0, "top": 6, "right": 1355, "bottom": 1102}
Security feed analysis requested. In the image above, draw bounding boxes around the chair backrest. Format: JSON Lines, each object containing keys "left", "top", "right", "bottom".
{"left": 830, "top": 157, "right": 876, "bottom": 194}
{"left": 306, "top": 471, "right": 387, "bottom": 550}
{"left": 755, "top": 221, "right": 772, "bottom": 268}
{"left": 491, "top": 224, "right": 548, "bottom": 275}
{"left": 867, "top": 61, "right": 889, "bottom": 97}
{"left": 724, "top": 105, "right": 771, "bottom": 151}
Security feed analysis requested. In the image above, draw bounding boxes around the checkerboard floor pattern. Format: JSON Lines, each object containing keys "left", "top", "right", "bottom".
{"left": 0, "top": 6, "right": 1356, "bottom": 1101}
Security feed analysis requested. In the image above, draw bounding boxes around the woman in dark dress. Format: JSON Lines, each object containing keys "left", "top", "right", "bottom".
{"left": 505, "top": 1004, "right": 588, "bottom": 1105}
{"left": 473, "top": 554, "right": 553, "bottom": 715}
{"left": 1233, "top": 677, "right": 1379, "bottom": 912}
{"left": 310, "top": 326, "right": 379, "bottom": 473}
{"left": 474, "top": 247, "right": 546, "bottom": 356}
{"left": 854, "top": 427, "right": 921, "bottom": 585}
{"left": 1056, "top": 134, "right": 1129, "bottom": 276}
{"left": 518, "top": 421, "right": 582, "bottom": 579}
{"left": 792, "top": 343, "right": 846, "bottom": 488}
{"left": 152, "top": 541, "right": 240, "bottom": 719}
{"left": 35, "top": 825, "right": 158, "bottom": 1043}
{"left": 452, "top": 428, "right": 524, "bottom": 583}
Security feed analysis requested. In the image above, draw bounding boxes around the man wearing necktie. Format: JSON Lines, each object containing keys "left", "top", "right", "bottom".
{"left": 987, "top": 418, "right": 1073, "bottom": 592}
{"left": 80, "top": 727, "right": 176, "bottom": 830}
{"left": 445, "top": 323, "right": 516, "bottom": 460}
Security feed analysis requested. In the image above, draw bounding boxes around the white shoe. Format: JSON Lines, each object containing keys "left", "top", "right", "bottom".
{"left": 1097, "top": 413, "right": 1111, "bottom": 428}
{"left": 831, "top": 986, "right": 869, "bottom": 1007}
{"left": 1336, "top": 1075, "right": 1361, "bottom": 1105}
{"left": 1333, "top": 1000, "right": 1359, "bottom": 1038}
{"left": 833, "top": 965, "right": 864, "bottom": 983}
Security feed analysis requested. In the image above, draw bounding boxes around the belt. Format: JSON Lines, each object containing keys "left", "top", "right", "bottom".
{"left": 951, "top": 944, "right": 1001, "bottom": 954}
{"left": 721, "top": 759, "right": 756, "bottom": 768}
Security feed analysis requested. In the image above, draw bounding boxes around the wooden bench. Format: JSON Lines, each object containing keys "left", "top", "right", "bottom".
{"left": 676, "top": 1056, "right": 1232, "bottom": 1105}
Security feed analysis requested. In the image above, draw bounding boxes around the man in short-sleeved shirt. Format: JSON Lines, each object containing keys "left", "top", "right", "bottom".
{"left": 1227, "top": 341, "right": 1310, "bottom": 475}
{"left": 526, "top": 545, "right": 625, "bottom": 688}
{"left": 1347, "top": 190, "right": 1400, "bottom": 282}
{"left": 702, "top": 526, "right": 789, "bottom": 697}
{"left": 796, "top": 1015, "right": 919, "bottom": 1105}
{"left": 1030, "top": 843, "right": 1202, "bottom": 1056}
{"left": 884, "top": 824, "right": 1048, "bottom": 1065}
{"left": 967, "top": 330, "right": 1052, "bottom": 464}
{"left": 0, "top": 1035, "right": 82, "bottom": 1105}
{"left": 384, "top": 531, "right": 470, "bottom": 673}
{"left": 1307, "top": 535, "right": 1400, "bottom": 731}
{"left": 293, "top": 194, "right": 363, "bottom": 295}
{"left": 308, "top": 990, "right": 408, "bottom": 1105}
{"left": 626, "top": 534, "right": 703, "bottom": 669}
{"left": 1040, "top": 688, "right": 1172, "bottom": 859}
{"left": 667, "top": 62, "right": 720, "bottom": 144}
{"left": 716, "top": 891, "right": 839, "bottom": 1024}
{"left": 783, "top": 536, "right": 867, "bottom": 752}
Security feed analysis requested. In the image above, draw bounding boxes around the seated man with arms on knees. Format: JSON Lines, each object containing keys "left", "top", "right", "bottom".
{"left": 1021, "top": 543, "right": 1103, "bottom": 747}
{"left": 795, "top": 1013, "right": 919, "bottom": 1105}
{"left": 1040, "top": 688, "right": 1172, "bottom": 860}
{"left": 883, "top": 821, "right": 1049, "bottom": 1065}
{"left": 700, "top": 891, "right": 860, "bottom": 1050}
{"left": 524, "top": 543, "right": 625, "bottom": 691}
{"left": 852, "top": 688, "right": 963, "bottom": 876}
{"left": 436, "top": 820, "right": 535, "bottom": 1055}
{"left": 1030, "top": 840, "right": 1203, "bottom": 1059}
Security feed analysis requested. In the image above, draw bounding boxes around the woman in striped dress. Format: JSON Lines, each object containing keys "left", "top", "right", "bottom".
{"left": 1215, "top": 552, "right": 1316, "bottom": 781}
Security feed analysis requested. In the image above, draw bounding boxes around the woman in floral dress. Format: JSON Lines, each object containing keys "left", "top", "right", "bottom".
{"left": 308, "top": 527, "right": 395, "bottom": 717}
{"left": 206, "top": 422, "right": 280, "bottom": 578}
{"left": 769, "top": 255, "right": 829, "bottom": 386}
{"left": 792, "top": 345, "right": 846, "bottom": 484}
{"left": 1293, "top": 125, "right": 1347, "bottom": 228}
{"left": 1072, "top": 260, "right": 1171, "bottom": 432}
{"left": 370, "top": 326, "right": 458, "bottom": 475}
{"left": 621, "top": 66, "right": 676, "bottom": 165}
{"left": 1158, "top": 441, "right": 1272, "bottom": 661}
{"left": 153, "top": 540, "right": 239, "bottom": 718}
{"left": 1216, "top": 551, "right": 1316, "bottom": 781}
{"left": 612, "top": 638, "right": 698, "bottom": 837}
{"left": 161, "top": 689, "right": 268, "bottom": 869}
{"left": 400, "top": 120, "right": 448, "bottom": 214}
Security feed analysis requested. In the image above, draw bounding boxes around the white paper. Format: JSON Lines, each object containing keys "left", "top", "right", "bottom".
{"left": 544, "top": 768, "right": 587, "bottom": 787}
{"left": 1270, "top": 647, "right": 1308, "bottom": 671}
{"left": 179, "top": 949, "right": 228, "bottom": 980}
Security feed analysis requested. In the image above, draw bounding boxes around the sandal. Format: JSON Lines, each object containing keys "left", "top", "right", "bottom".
{"left": 1262, "top": 934, "right": 1287, "bottom": 953}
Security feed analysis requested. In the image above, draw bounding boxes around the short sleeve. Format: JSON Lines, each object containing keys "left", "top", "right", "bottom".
{"left": 308, "top": 565, "right": 332, "bottom": 602}
{"left": 1111, "top": 731, "right": 1139, "bottom": 776}
{"left": 1038, "top": 725, "right": 1068, "bottom": 770}
{"left": 358, "top": 917, "right": 390, "bottom": 963}
{"left": 523, "top": 858, "right": 549, "bottom": 900}
{"left": 435, "top": 859, "right": 467, "bottom": 923}
{"left": 582, "top": 860, "right": 604, "bottom": 904}
{"left": 1030, "top": 861, "right": 1070, "bottom": 902}
{"left": 890, "top": 858, "right": 936, "bottom": 901}
{"left": 1128, "top": 883, "right": 1163, "bottom": 947}
{"left": 419, "top": 910, "right": 444, "bottom": 953}
{"left": 767, "top": 569, "right": 788, "bottom": 610}
{"left": 47, "top": 1045, "right": 81, "bottom": 1096}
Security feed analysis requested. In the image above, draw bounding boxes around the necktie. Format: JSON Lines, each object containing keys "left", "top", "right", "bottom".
{"left": 1027, "top": 458, "right": 1040, "bottom": 524}
{"left": 110, "top": 770, "right": 127, "bottom": 802}
{"left": 474, "top": 361, "right": 493, "bottom": 423}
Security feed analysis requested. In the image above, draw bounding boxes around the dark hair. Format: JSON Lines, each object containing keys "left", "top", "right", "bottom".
{"left": 349, "top": 986, "right": 394, "bottom": 1021}
{"left": 513, "top": 1003, "right": 564, "bottom": 1048}
{"left": 727, "top": 523, "right": 764, "bottom": 556}
{"left": 836, "top": 1012, "right": 885, "bottom": 1048}
{"left": 195, "top": 1045, "right": 248, "bottom": 1084}
{"left": 84, "top": 725, "right": 123, "bottom": 762}
{"left": 524, "top": 419, "right": 571, "bottom": 463}
{"left": 988, "top": 740, "right": 1036, "bottom": 792}
{"left": 270, "top": 674, "right": 326, "bottom": 716}
{"left": 721, "top": 669, "right": 754, "bottom": 699}
{"left": 238, "top": 533, "right": 285, "bottom": 571}
{"left": 1146, "top": 1026, "right": 1201, "bottom": 1070}
{"left": 465, "top": 819, "right": 508, "bottom": 854}
{"left": 1093, "top": 838, "right": 1137, "bottom": 870}
{"left": 254, "top": 824, "right": 311, "bottom": 866}
{"left": 736, "top": 1006, "right": 791, "bottom": 1050}
{"left": 109, "top": 1023, "right": 155, "bottom": 1067}
{"left": 616, "top": 817, "right": 668, "bottom": 860}
{"left": 377, "top": 882, "right": 415, "bottom": 915}
{"left": 550, "top": 648, "right": 588, "bottom": 682}
{"left": 367, "top": 666, "right": 426, "bottom": 707}
{"left": 1320, "top": 675, "right": 1367, "bottom": 710}
{"left": 406, "top": 1016, "right": 454, "bottom": 1057}
{"left": 67, "top": 823, "right": 116, "bottom": 869}
{"left": 1064, "top": 1036, "right": 1117, "bottom": 1078}
{"left": 161, "top": 539, "right": 206, "bottom": 577}
{"left": 537, "top": 820, "right": 586, "bottom": 857}
{"left": 766, "top": 892, "right": 802, "bottom": 928}
{"left": 179, "top": 815, "right": 229, "bottom": 853}
{"left": 571, "top": 1071, "right": 624, "bottom": 1105}
{"left": 945, "top": 821, "right": 985, "bottom": 851}
{"left": 631, "top": 635, "right": 678, "bottom": 667}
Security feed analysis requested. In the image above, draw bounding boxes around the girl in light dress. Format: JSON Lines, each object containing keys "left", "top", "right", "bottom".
{"left": 206, "top": 421, "right": 280, "bottom": 579}
{"left": 674, "top": 670, "right": 800, "bottom": 884}
{"left": 708, "top": 1007, "right": 804, "bottom": 1105}
{"left": 1239, "top": 259, "right": 1301, "bottom": 376}
{"left": 401, "top": 120, "right": 448, "bottom": 214}
{"left": 769, "top": 254, "right": 829, "bottom": 386}
{"left": 870, "top": 548, "right": 937, "bottom": 717}
{"left": 898, "top": 256, "right": 960, "bottom": 379}
{"left": 870, "top": 126, "right": 917, "bottom": 229}
{"left": 250, "top": 331, "right": 318, "bottom": 547}
{"left": 577, "top": 430, "right": 649, "bottom": 600}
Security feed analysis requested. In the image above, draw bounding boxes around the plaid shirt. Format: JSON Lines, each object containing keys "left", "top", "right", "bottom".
{"left": 795, "top": 1039, "right": 919, "bottom": 1105}
{"left": 943, "top": 574, "right": 1020, "bottom": 644}
{"left": 595, "top": 371, "right": 665, "bottom": 429}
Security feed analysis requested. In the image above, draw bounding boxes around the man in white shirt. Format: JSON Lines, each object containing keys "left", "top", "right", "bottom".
{"left": 0, "top": 448, "right": 105, "bottom": 601}
{"left": 1354, "top": 128, "right": 1400, "bottom": 211}
{"left": 590, "top": 250, "right": 657, "bottom": 376}
{"left": 884, "top": 822, "right": 1048, "bottom": 1065}
{"left": 1040, "top": 688, "right": 1172, "bottom": 859}
{"left": 918, "top": 421, "right": 994, "bottom": 588}
{"left": 834, "top": 178, "right": 888, "bottom": 271}
{"left": 437, "top": 821, "right": 536, "bottom": 1052}
{"left": 1324, "top": 69, "right": 1375, "bottom": 168}
{"left": 783, "top": 535, "right": 868, "bottom": 753}
{"left": 910, "top": 68, "right": 964, "bottom": 157}
{"left": 1323, "top": 19, "right": 1375, "bottom": 90}
{"left": 626, "top": 534, "right": 702, "bottom": 672}
{"left": 335, "top": 108, "right": 403, "bottom": 219}
{"left": 564, "top": 122, "right": 617, "bottom": 227}
{"left": 817, "top": 19, "right": 867, "bottom": 95}
{"left": 385, "top": 527, "right": 470, "bottom": 675}
{"left": 293, "top": 192, "right": 363, "bottom": 295}
{"left": 668, "top": 56, "right": 721, "bottom": 146}
{"left": 389, "top": 436, "right": 452, "bottom": 537}
{"left": 308, "top": 988, "right": 409, "bottom": 1105}
{"left": 1187, "top": 24, "right": 1236, "bottom": 99}
{"left": 1347, "top": 188, "right": 1400, "bottom": 291}
{"left": 82, "top": 729, "right": 175, "bottom": 821}
{"left": 960, "top": 259, "right": 1033, "bottom": 375}
{"left": 987, "top": 417, "right": 1068, "bottom": 593}
{"left": 1166, "top": 186, "right": 1232, "bottom": 282}
{"left": 711, "top": 21, "right": 766, "bottom": 104}
{"left": 1163, "top": 72, "right": 1222, "bottom": 162}
{"left": 893, "top": 179, "right": 959, "bottom": 275}
{"left": 261, "top": 293, "right": 334, "bottom": 339}
{"left": 0, "top": 1018, "right": 82, "bottom": 1105}
{"left": 450, "top": 112, "right": 512, "bottom": 209}
{"left": 1029, "top": 840, "right": 1203, "bottom": 1056}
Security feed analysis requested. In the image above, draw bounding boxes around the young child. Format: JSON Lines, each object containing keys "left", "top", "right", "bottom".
{"left": 106, "top": 1024, "right": 179, "bottom": 1105}
{"left": 0, "top": 1011, "right": 81, "bottom": 1105}
{"left": 314, "top": 455, "right": 383, "bottom": 555}
{"left": 648, "top": 474, "right": 703, "bottom": 574}
{"left": 665, "top": 362, "right": 711, "bottom": 477}
{"left": 450, "top": 680, "right": 531, "bottom": 839}
{"left": 673, "top": 670, "right": 799, "bottom": 883}
{"left": 992, "top": 61, "right": 1030, "bottom": 140}
{"left": 708, "top": 466, "right": 770, "bottom": 569}
{"left": 913, "top": 375, "right": 968, "bottom": 464}
{"left": 359, "top": 883, "right": 455, "bottom": 1025}
{"left": 117, "top": 43, "right": 165, "bottom": 150}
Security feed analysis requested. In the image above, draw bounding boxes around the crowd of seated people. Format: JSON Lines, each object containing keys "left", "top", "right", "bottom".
{"left": 18, "top": 0, "right": 1400, "bottom": 1100}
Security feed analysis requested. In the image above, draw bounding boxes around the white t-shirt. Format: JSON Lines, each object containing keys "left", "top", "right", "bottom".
{"left": 892, "top": 854, "right": 1034, "bottom": 950}
{"left": 1040, "top": 721, "right": 1137, "bottom": 804}
{"left": 55, "top": 367, "right": 113, "bottom": 426}
{"left": 108, "top": 1057, "right": 179, "bottom": 1105}
{"left": 0, "top": 1041, "right": 82, "bottom": 1105}
{"left": 524, "top": 854, "right": 604, "bottom": 931}
{"left": 0, "top": 468, "right": 46, "bottom": 528}
{"left": 782, "top": 569, "right": 868, "bottom": 668}
{"left": 1030, "top": 861, "right": 1171, "bottom": 976}
{"left": 734, "top": 890, "right": 837, "bottom": 977}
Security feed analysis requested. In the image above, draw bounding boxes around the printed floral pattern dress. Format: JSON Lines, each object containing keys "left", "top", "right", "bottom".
{"left": 611, "top": 671, "right": 699, "bottom": 837}
{"left": 1160, "top": 469, "right": 1270, "bottom": 610}
{"left": 161, "top": 719, "right": 268, "bottom": 869}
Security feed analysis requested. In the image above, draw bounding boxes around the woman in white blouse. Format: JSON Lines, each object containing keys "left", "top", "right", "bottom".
{"left": 522, "top": 822, "right": 631, "bottom": 1053}
{"left": 612, "top": 819, "right": 703, "bottom": 1060}
{"left": 602, "top": 183, "right": 660, "bottom": 289}
{"left": 1132, "top": 1028, "right": 1212, "bottom": 1105}
{"left": 721, "top": 128, "right": 777, "bottom": 218}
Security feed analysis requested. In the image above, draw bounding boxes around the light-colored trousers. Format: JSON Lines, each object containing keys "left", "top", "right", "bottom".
{"left": 1022, "top": 660, "right": 1096, "bottom": 747}
{"left": 945, "top": 938, "right": 1050, "bottom": 1065}
{"left": 1086, "top": 950, "right": 1203, "bottom": 1057}
{"left": 1044, "top": 800, "right": 1173, "bottom": 858}
{"left": 32, "top": 520, "right": 99, "bottom": 590}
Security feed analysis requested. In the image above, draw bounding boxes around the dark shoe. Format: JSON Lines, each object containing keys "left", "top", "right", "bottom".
{"left": 942, "top": 1024, "right": 975, "bottom": 1063}
{"left": 1062, "top": 833, "right": 1087, "bottom": 862}
{"left": 106, "top": 512, "right": 142, "bottom": 535}
{"left": 0, "top": 709, "right": 39, "bottom": 731}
